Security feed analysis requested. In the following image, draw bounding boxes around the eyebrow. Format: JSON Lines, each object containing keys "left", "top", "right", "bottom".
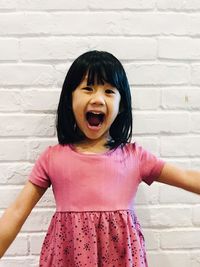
{"left": 82, "top": 85, "right": 117, "bottom": 90}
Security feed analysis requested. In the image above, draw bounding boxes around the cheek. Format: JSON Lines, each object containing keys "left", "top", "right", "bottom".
{"left": 72, "top": 93, "right": 82, "bottom": 112}
{"left": 72, "top": 99, "right": 86, "bottom": 123}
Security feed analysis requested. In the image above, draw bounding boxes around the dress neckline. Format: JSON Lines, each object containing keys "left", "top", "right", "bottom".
{"left": 68, "top": 144, "right": 116, "bottom": 156}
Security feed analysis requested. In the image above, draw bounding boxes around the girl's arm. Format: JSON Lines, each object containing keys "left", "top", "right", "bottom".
{"left": 157, "top": 163, "right": 200, "bottom": 195}
{"left": 0, "top": 181, "right": 47, "bottom": 258}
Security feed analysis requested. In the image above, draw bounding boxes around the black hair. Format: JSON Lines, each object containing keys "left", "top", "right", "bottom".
{"left": 56, "top": 50, "right": 133, "bottom": 149}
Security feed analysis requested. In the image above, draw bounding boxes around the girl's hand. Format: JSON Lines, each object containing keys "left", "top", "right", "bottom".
{"left": 156, "top": 163, "right": 200, "bottom": 195}
{"left": 0, "top": 181, "right": 46, "bottom": 258}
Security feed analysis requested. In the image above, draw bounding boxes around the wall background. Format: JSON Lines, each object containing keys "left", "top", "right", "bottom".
{"left": 0, "top": 0, "right": 200, "bottom": 266}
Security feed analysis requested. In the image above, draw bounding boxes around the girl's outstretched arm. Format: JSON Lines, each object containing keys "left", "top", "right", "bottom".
{"left": 0, "top": 181, "right": 46, "bottom": 258}
{"left": 156, "top": 163, "right": 200, "bottom": 195}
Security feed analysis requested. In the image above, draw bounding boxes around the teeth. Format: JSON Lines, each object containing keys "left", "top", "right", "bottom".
{"left": 88, "top": 111, "right": 103, "bottom": 114}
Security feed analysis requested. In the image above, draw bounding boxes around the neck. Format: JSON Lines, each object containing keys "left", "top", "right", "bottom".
{"left": 73, "top": 137, "right": 111, "bottom": 154}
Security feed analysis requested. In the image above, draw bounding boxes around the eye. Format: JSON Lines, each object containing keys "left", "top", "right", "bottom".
{"left": 105, "top": 89, "right": 116, "bottom": 94}
{"left": 82, "top": 86, "right": 93, "bottom": 92}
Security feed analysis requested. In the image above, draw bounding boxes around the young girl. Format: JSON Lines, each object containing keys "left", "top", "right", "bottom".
{"left": 0, "top": 50, "right": 200, "bottom": 267}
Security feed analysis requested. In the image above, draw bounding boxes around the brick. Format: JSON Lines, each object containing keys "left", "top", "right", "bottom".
{"left": 126, "top": 64, "right": 190, "bottom": 85}
{"left": 191, "top": 65, "right": 200, "bottom": 85}
{"left": 0, "top": 0, "right": 17, "bottom": 9}
{"left": 191, "top": 253, "right": 200, "bottom": 267}
{"left": 0, "top": 140, "right": 27, "bottom": 161}
{"left": 136, "top": 207, "right": 192, "bottom": 228}
{"left": 122, "top": 13, "right": 189, "bottom": 35}
{"left": 148, "top": 252, "right": 190, "bottom": 267}
{"left": 161, "top": 136, "right": 200, "bottom": 157}
{"left": 4, "top": 235, "right": 28, "bottom": 256}
{"left": 20, "top": 38, "right": 90, "bottom": 61}
{"left": 191, "top": 113, "right": 200, "bottom": 133}
{"left": 0, "top": 90, "right": 21, "bottom": 112}
{"left": 0, "top": 39, "right": 18, "bottom": 60}
{"left": 161, "top": 230, "right": 200, "bottom": 249}
{"left": 190, "top": 160, "right": 200, "bottom": 170}
{"left": 42, "top": 35, "right": 161, "bottom": 62}
{"left": 0, "top": 115, "right": 55, "bottom": 137}
{"left": 90, "top": 37, "right": 157, "bottom": 60}
{"left": 54, "top": 63, "right": 71, "bottom": 87}
{"left": 0, "top": 186, "right": 23, "bottom": 208}
{"left": 157, "top": 0, "right": 200, "bottom": 11}
{"left": 0, "top": 186, "right": 55, "bottom": 209}
{"left": 133, "top": 137, "right": 161, "bottom": 155}
{"left": 27, "top": 139, "right": 57, "bottom": 161}
{"left": 161, "top": 87, "right": 200, "bottom": 110}
{"left": 189, "top": 15, "right": 200, "bottom": 36}
{"left": 143, "top": 230, "right": 160, "bottom": 250}
{"left": 89, "top": 0, "right": 155, "bottom": 10}
{"left": 21, "top": 89, "right": 59, "bottom": 112}
{"left": 193, "top": 206, "right": 200, "bottom": 226}
{"left": 0, "top": 258, "right": 38, "bottom": 267}
{"left": 21, "top": 209, "right": 54, "bottom": 232}
{"left": 0, "top": 64, "right": 55, "bottom": 86}
{"left": 132, "top": 88, "right": 160, "bottom": 110}
{"left": 159, "top": 184, "right": 200, "bottom": 204}
{"left": 17, "top": 0, "right": 89, "bottom": 10}
{"left": 133, "top": 112, "right": 189, "bottom": 134}
{"left": 158, "top": 37, "right": 200, "bottom": 60}
{"left": 0, "top": 13, "right": 52, "bottom": 36}
{"left": 0, "top": 13, "right": 124, "bottom": 36}
{"left": 0, "top": 163, "right": 31, "bottom": 185}
{"left": 29, "top": 234, "right": 45, "bottom": 255}
{"left": 0, "top": 0, "right": 155, "bottom": 11}
{"left": 0, "top": 12, "right": 194, "bottom": 36}
{"left": 1, "top": 13, "right": 200, "bottom": 37}
{"left": 135, "top": 183, "right": 159, "bottom": 205}
{"left": 51, "top": 13, "right": 124, "bottom": 35}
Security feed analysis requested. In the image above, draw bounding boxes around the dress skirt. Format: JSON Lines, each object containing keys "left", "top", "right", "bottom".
{"left": 39, "top": 210, "right": 148, "bottom": 267}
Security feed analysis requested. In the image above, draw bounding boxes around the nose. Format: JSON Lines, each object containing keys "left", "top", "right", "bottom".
{"left": 89, "top": 92, "right": 105, "bottom": 106}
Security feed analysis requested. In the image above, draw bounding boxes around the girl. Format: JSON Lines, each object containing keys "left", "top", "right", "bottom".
{"left": 0, "top": 50, "right": 200, "bottom": 267}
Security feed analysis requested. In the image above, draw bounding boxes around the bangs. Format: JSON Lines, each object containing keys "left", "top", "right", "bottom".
{"left": 86, "top": 63, "right": 118, "bottom": 88}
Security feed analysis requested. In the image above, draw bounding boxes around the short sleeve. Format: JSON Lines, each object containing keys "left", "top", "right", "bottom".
{"left": 136, "top": 143, "right": 165, "bottom": 185}
{"left": 29, "top": 146, "right": 51, "bottom": 188}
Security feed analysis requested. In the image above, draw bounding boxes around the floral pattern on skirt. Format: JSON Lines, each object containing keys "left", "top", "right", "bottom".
{"left": 39, "top": 210, "right": 148, "bottom": 267}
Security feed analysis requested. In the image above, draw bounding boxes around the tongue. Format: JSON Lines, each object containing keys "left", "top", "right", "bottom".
{"left": 87, "top": 114, "right": 101, "bottom": 126}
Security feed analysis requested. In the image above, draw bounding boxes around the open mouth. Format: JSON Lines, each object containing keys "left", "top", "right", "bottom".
{"left": 86, "top": 112, "right": 105, "bottom": 127}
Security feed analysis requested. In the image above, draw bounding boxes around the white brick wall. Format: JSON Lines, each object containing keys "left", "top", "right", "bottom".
{"left": 0, "top": 1, "right": 200, "bottom": 266}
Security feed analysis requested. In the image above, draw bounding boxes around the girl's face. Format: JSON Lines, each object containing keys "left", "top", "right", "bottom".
{"left": 72, "top": 76, "right": 121, "bottom": 145}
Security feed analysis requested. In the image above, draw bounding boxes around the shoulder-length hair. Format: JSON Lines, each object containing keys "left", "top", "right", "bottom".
{"left": 56, "top": 50, "right": 133, "bottom": 149}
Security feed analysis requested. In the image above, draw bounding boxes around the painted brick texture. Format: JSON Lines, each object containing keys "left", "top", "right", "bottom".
{"left": 0, "top": 1, "right": 200, "bottom": 266}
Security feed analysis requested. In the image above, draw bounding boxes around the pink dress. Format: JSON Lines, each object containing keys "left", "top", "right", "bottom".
{"left": 29, "top": 143, "right": 165, "bottom": 267}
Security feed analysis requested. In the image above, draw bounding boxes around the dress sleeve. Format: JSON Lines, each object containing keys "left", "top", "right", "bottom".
{"left": 28, "top": 146, "right": 51, "bottom": 188}
{"left": 136, "top": 143, "right": 165, "bottom": 185}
